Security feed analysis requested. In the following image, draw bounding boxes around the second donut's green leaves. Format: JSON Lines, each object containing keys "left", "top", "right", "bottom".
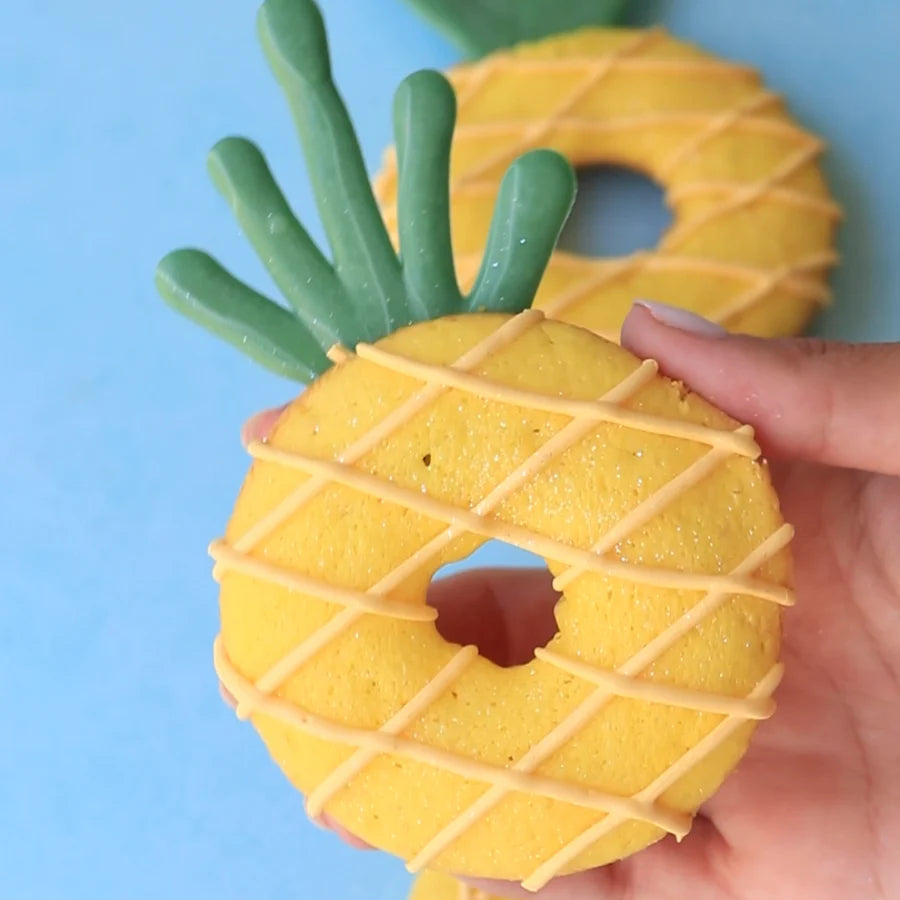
{"left": 398, "top": 0, "right": 628, "bottom": 58}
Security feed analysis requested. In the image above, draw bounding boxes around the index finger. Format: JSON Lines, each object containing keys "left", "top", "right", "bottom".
{"left": 621, "top": 302, "right": 900, "bottom": 477}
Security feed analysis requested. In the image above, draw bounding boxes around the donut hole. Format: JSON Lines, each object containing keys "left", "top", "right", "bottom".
{"left": 427, "top": 542, "right": 561, "bottom": 668}
{"left": 558, "top": 164, "right": 672, "bottom": 257}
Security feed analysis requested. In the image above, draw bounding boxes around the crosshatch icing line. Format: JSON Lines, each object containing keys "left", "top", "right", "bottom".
{"left": 374, "top": 29, "right": 840, "bottom": 340}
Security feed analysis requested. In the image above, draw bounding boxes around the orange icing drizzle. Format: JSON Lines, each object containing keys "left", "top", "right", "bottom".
{"left": 712, "top": 253, "right": 837, "bottom": 324}
{"left": 404, "top": 526, "right": 792, "bottom": 877}
{"left": 246, "top": 439, "right": 791, "bottom": 606}
{"left": 455, "top": 29, "right": 663, "bottom": 186}
{"left": 551, "top": 434, "right": 750, "bottom": 592}
{"left": 533, "top": 649, "right": 774, "bottom": 719}
{"left": 214, "top": 639, "right": 691, "bottom": 836}
{"left": 208, "top": 541, "right": 436, "bottom": 622}
{"left": 667, "top": 183, "right": 841, "bottom": 218}
{"left": 226, "top": 313, "right": 658, "bottom": 719}
{"left": 448, "top": 250, "right": 836, "bottom": 342}
{"left": 305, "top": 646, "right": 479, "bottom": 817}
{"left": 657, "top": 90, "right": 782, "bottom": 176}
{"left": 213, "top": 309, "right": 794, "bottom": 889}
{"left": 451, "top": 55, "right": 761, "bottom": 85}
{"left": 352, "top": 342, "right": 761, "bottom": 455}
{"left": 212, "top": 309, "right": 544, "bottom": 575}
{"left": 375, "top": 32, "right": 839, "bottom": 330}
{"left": 522, "top": 660, "right": 785, "bottom": 891}
{"left": 407, "top": 114, "right": 819, "bottom": 160}
{"left": 661, "top": 139, "right": 826, "bottom": 250}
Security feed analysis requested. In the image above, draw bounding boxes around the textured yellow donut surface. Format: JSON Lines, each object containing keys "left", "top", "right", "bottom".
{"left": 214, "top": 311, "right": 792, "bottom": 888}
{"left": 374, "top": 28, "right": 840, "bottom": 340}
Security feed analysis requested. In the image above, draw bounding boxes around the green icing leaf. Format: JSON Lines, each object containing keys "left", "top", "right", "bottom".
{"left": 156, "top": 249, "right": 330, "bottom": 381}
{"left": 206, "top": 137, "right": 351, "bottom": 348}
{"left": 399, "top": 0, "right": 628, "bottom": 58}
{"left": 259, "top": 0, "right": 409, "bottom": 333}
{"left": 156, "top": 0, "right": 576, "bottom": 383}
{"left": 468, "top": 149, "right": 575, "bottom": 313}
{"left": 393, "top": 70, "right": 462, "bottom": 321}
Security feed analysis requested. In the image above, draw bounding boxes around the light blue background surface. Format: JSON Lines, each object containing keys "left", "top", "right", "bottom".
{"left": 3, "top": 1, "right": 899, "bottom": 898}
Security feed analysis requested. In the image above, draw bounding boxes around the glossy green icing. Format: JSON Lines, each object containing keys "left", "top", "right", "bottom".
{"left": 393, "top": 70, "right": 462, "bottom": 321}
{"left": 206, "top": 137, "right": 353, "bottom": 348}
{"left": 259, "top": 0, "right": 410, "bottom": 333}
{"left": 155, "top": 249, "right": 330, "bottom": 381}
{"left": 156, "top": 0, "right": 576, "bottom": 383}
{"left": 399, "top": 0, "right": 628, "bottom": 58}
{"left": 468, "top": 149, "right": 576, "bottom": 314}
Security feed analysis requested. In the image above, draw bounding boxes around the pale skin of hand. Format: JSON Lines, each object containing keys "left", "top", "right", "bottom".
{"left": 230, "top": 302, "right": 900, "bottom": 899}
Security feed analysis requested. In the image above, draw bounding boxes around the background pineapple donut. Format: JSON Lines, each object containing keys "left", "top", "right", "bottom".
{"left": 157, "top": 0, "right": 794, "bottom": 892}
{"left": 375, "top": 0, "right": 841, "bottom": 340}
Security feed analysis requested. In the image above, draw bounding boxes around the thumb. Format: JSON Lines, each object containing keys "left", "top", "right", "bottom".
{"left": 621, "top": 302, "right": 900, "bottom": 477}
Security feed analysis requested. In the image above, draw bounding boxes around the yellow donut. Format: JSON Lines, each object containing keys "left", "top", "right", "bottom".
{"left": 374, "top": 28, "right": 840, "bottom": 341}
{"left": 213, "top": 311, "right": 793, "bottom": 890}
{"left": 409, "top": 871, "right": 507, "bottom": 900}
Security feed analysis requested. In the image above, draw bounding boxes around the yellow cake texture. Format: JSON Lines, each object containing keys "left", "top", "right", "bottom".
{"left": 213, "top": 311, "right": 792, "bottom": 890}
{"left": 374, "top": 29, "right": 840, "bottom": 341}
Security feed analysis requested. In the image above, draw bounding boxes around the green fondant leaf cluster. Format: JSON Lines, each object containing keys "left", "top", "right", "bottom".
{"left": 156, "top": 0, "right": 576, "bottom": 382}
{"left": 400, "top": 0, "right": 628, "bottom": 59}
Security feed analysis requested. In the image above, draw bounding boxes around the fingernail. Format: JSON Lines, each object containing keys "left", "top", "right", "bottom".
{"left": 240, "top": 405, "right": 287, "bottom": 449}
{"left": 633, "top": 300, "right": 727, "bottom": 337}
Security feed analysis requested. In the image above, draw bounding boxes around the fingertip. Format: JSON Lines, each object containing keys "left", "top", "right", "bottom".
{"left": 240, "top": 404, "right": 288, "bottom": 448}
{"left": 635, "top": 300, "right": 728, "bottom": 337}
{"left": 620, "top": 300, "right": 658, "bottom": 357}
{"left": 622, "top": 300, "right": 726, "bottom": 360}
{"left": 314, "top": 812, "right": 374, "bottom": 850}
{"left": 218, "top": 682, "right": 237, "bottom": 710}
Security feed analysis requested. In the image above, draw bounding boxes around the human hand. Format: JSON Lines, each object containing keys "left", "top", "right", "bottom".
{"left": 232, "top": 301, "right": 900, "bottom": 899}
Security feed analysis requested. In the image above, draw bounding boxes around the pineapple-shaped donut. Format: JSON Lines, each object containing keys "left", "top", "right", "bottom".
{"left": 157, "top": 0, "right": 793, "bottom": 891}
{"left": 375, "top": 0, "right": 840, "bottom": 341}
